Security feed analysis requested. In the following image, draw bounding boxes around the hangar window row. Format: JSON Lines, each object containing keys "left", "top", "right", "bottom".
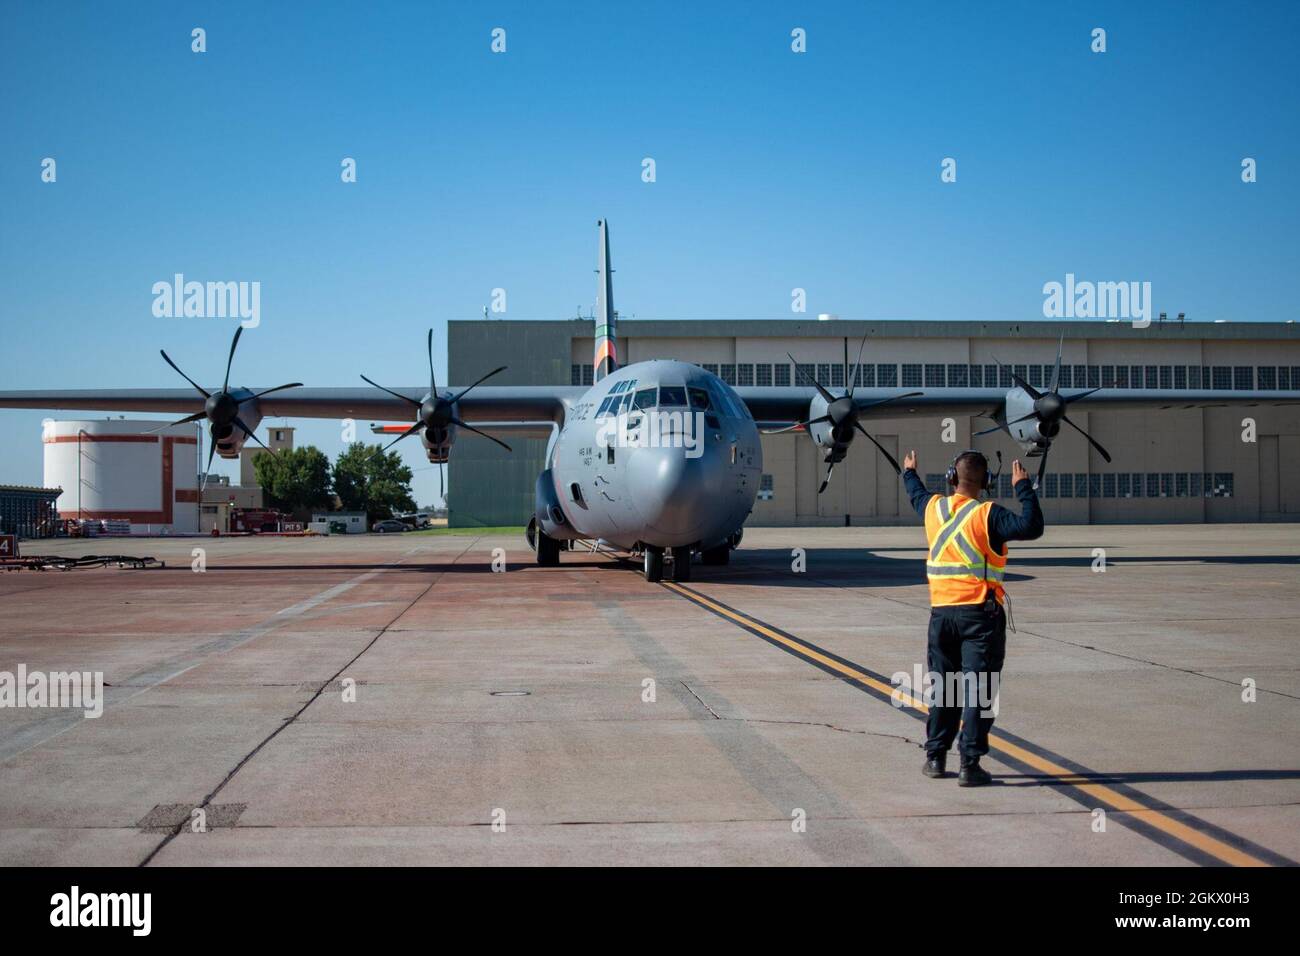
{"left": 923, "top": 472, "right": 1235, "bottom": 499}
{"left": 574, "top": 362, "right": 1299, "bottom": 392}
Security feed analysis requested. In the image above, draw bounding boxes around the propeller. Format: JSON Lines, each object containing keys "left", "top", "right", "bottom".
{"left": 767, "top": 331, "right": 922, "bottom": 493}
{"left": 361, "top": 328, "right": 512, "bottom": 473}
{"left": 153, "top": 326, "right": 302, "bottom": 489}
{"left": 980, "top": 336, "right": 1112, "bottom": 489}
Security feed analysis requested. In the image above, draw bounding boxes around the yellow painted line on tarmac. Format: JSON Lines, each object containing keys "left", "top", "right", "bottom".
{"left": 662, "top": 580, "right": 1273, "bottom": 868}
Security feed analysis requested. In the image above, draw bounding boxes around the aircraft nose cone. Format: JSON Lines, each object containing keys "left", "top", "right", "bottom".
{"left": 628, "top": 445, "right": 713, "bottom": 540}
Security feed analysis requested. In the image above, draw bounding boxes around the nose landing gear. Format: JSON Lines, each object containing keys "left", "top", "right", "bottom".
{"left": 642, "top": 545, "right": 693, "bottom": 582}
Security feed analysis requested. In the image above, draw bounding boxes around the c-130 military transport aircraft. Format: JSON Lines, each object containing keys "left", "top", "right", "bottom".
{"left": 2, "top": 220, "right": 1297, "bottom": 582}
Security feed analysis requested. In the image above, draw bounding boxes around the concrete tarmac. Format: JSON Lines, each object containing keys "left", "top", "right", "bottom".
{"left": 0, "top": 525, "right": 1296, "bottom": 866}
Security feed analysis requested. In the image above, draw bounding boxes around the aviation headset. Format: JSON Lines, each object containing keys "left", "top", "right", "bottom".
{"left": 945, "top": 449, "right": 1002, "bottom": 492}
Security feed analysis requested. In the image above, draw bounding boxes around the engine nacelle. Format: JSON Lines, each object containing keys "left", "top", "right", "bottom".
{"left": 211, "top": 406, "right": 262, "bottom": 459}
{"left": 420, "top": 422, "right": 456, "bottom": 463}
{"left": 805, "top": 393, "right": 854, "bottom": 457}
{"left": 1003, "top": 387, "right": 1056, "bottom": 453}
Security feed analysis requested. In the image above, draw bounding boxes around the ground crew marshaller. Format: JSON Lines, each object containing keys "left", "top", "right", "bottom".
{"left": 901, "top": 449, "right": 1043, "bottom": 786}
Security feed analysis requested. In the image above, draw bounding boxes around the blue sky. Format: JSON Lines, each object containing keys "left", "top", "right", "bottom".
{"left": 2, "top": 1, "right": 1297, "bottom": 504}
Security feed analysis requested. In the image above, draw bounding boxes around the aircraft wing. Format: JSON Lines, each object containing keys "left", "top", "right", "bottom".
{"left": 854, "top": 388, "right": 1300, "bottom": 419}
{"left": 736, "top": 386, "right": 1300, "bottom": 427}
{"left": 0, "top": 386, "right": 582, "bottom": 424}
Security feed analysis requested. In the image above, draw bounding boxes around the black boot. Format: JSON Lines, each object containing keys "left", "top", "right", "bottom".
{"left": 922, "top": 752, "right": 948, "bottom": 778}
{"left": 958, "top": 757, "right": 992, "bottom": 787}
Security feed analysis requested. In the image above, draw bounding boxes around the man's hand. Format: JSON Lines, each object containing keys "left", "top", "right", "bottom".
{"left": 903, "top": 449, "right": 918, "bottom": 472}
{"left": 1011, "top": 459, "right": 1029, "bottom": 485}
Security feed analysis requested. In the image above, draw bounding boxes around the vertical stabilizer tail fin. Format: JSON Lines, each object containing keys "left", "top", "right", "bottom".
{"left": 594, "top": 219, "right": 618, "bottom": 381}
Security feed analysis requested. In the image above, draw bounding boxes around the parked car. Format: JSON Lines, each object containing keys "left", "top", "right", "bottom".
{"left": 372, "top": 519, "right": 408, "bottom": 533}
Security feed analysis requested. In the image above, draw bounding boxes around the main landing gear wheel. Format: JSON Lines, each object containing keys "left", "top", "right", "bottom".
{"left": 669, "top": 546, "right": 692, "bottom": 582}
{"left": 536, "top": 529, "right": 561, "bottom": 566}
{"left": 701, "top": 544, "right": 730, "bottom": 565}
{"left": 643, "top": 546, "right": 664, "bottom": 582}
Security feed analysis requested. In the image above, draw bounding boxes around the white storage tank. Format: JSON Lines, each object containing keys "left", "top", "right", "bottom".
{"left": 42, "top": 419, "right": 201, "bottom": 534}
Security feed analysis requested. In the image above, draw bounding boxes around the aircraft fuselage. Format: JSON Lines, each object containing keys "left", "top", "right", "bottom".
{"left": 538, "top": 360, "right": 761, "bottom": 552}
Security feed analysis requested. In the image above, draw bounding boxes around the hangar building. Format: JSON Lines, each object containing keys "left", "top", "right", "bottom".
{"left": 447, "top": 319, "right": 1300, "bottom": 528}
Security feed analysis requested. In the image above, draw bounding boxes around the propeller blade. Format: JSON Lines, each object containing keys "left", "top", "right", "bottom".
{"left": 223, "top": 326, "right": 243, "bottom": 394}
{"left": 201, "top": 437, "right": 218, "bottom": 491}
{"left": 360, "top": 374, "right": 422, "bottom": 408}
{"left": 426, "top": 328, "right": 438, "bottom": 397}
{"left": 378, "top": 421, "right": 423, "bottom": 453}
{"left": 452, "top": 366, "right": 507, "bottom": 404}
{"left": 847, "top": 330, "right": 870, "bottom": 397}
{"left": 245, "top": 382, "right": 304, "bottom": 402}
{"left": 1049, "top": 334, "right": 1063, "bottom": 392}
{"left": 233, "top": 416, "right": 277, "bottom": 455}
{"left": 788, "top": 353, "right": 836, "bottom": 404}
{"left": 1062, "top": 415, "right": 1112, "bottom": 462}
{"left": 160, "top": 350, "right": 210, "bottom": 398}
{"left": 1034, "top": 447, "right": 1051, "bottom": 491}
{"left": 818, "top": 461, "right": 835, "bottom": 494}
{"left": 145, "top": 411, "right": 207, "bottom": 434}
{"left": 1013, "top": 375, "right": 1042, "bottom": 399}
{"left": 761, "top": 414, "right": 831, "bottom": 435}
{"left": 853, "top": 421, "right": 902, "bottom": 474}
{"left": 972, "top": 423, "right": 1005, "bottom": 437}
{"left": 992, "top": 354, "right": 1041, "bottom": 399}
{"left": 842, "top": 337, "right": 849, "bottom": 397}
{"left": 439, "top": 461, "right": 445, "bottom": 501}
{"left": 1007, "top": 411, "right": 1039, "bottom": 426}
{"left": 452, "top": 418, "right": 513, "bottom": 452}
{"left": 1063, "top": 386, "right": 1101, "bottom": 404}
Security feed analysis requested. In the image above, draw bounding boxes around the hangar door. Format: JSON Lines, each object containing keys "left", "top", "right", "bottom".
{"left": 1260, "top": 435, "right": 1300, "bottom": 517}
{"left": 794, "top": 433, "right": 900, "bottom": 523}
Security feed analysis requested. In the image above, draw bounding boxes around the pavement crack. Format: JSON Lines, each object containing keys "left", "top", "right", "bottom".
{"left": 1015, "top": 627, "right": 1300, "bottom": 701}
{"left": 679, "top": 680, "right": 721, "bottom": 719}
{"left": 137, "top": 541, "right": 476, "bottom": 867}
{"left": 734, "top": 717, "right": 919, "bottom": 744}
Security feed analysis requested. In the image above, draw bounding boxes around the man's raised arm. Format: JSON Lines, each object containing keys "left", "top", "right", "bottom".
{"left": 901, "top": 449, "right": 934, "bottom": 520}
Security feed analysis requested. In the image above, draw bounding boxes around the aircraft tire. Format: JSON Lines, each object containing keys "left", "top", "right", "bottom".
{"left": 536, "top": 530, "right": 561, "bottom": 566}
{"left": 670, "top": 546, "right": 692, "bottom": 582}
{"left": 644, "top": 546, "right": 664, "bottom": 582}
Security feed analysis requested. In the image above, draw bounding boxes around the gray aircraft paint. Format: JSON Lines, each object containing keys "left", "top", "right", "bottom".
{"left": 540, "top": 359, "right": 761, "bottom": 551}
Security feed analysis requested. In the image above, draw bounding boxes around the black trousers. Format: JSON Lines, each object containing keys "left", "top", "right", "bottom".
{"left": 924, "top": 601, "right": 1006, "bottom": 760}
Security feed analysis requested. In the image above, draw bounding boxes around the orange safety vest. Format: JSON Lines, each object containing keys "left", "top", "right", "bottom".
{"left": 923, "top": 494, "right": 1007, "bottom": 607}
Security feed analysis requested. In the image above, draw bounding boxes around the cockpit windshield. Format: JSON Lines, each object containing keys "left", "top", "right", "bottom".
{"left": 658, "top": 386, "right": 687, "bottom": 407}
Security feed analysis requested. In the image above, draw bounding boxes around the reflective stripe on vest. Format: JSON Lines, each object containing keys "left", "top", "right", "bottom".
{"left": 924, "top": 495, "right": 1007, "bottom": 606}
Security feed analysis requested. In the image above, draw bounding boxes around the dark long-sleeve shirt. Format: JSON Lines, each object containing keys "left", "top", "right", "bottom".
{"left": 903, "top": 468, "right": 1044, "bottom": 552}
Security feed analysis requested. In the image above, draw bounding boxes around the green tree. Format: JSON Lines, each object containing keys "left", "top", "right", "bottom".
{"left": 332, "top": 442, "right": 416, "bottom": 523}
{"left": 253, "top": 446, "right": 334, "bottom": 520}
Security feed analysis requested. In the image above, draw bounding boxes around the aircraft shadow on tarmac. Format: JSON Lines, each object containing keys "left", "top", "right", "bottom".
{"left": 140, "top": 549, "right": 1299, "bottom": 585}
{"left": 661, "top": 549, "right": 1300, "bottom": 588}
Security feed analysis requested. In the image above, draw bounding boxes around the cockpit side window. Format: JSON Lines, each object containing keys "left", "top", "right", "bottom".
{"left": 633, "top": 388, "right": 657, "bottom": 411}
{"left": 706, "top": 382, "right": 735, "bottom": 418}
{"left": 659, "top": 385, "right": 687, "bottom": 407}
{"left": 688, "top": 387, "right": 711, "bottom": 411}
